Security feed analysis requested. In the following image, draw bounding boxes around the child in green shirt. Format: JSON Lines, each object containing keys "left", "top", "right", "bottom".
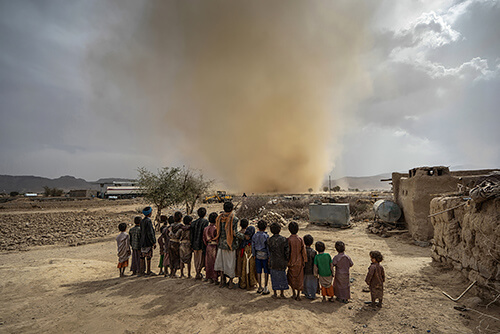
{"left": 313, "top": 241, "right": 334, "bottom": 302}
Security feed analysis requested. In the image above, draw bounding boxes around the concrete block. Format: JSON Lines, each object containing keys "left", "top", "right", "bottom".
{"left": 309, "top": 203, "right": 350, "bottom": 227}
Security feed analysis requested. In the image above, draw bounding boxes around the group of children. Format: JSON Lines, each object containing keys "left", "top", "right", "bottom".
{"left": 116, "top": 206, "right": 385, "bottom": 307}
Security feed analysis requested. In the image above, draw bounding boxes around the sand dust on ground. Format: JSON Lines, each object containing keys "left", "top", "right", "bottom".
{"left": 2, "top": 212, "right": 498, "bottom": 334}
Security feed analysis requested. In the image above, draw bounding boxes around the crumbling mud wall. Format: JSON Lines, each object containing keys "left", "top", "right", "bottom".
{"left": 392, "top": 167, "right": 499, "bottom": 241}
{"left": 393, "top": 166, "right": 457, "bottom": 241}
{"left": 430, "top": 196, "right": 500, "bottom": 296}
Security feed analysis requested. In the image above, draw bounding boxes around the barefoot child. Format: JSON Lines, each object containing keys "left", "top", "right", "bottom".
{"left": 287, "top": 221, "right": 307, "bottom": 301}
{"left": 303, "top": 234, "right": 318, "bottom": 300}
{"left": 268, "top": 222, "right": 290, "bottom": 299}
{"left": 140, "top": 207, "right": 156, "bottom": 276}
{"left": 161, "top": 216, "right": 172, "bottom": 277}
{"left": 191, "top": 208, "right": 209, "bottom": 280}
{"left": 116, "top": 223, "right": 131, "bottom": 277}
{"left": 157, "top": 216, "right": 168, "bottom": 275}
{"left": 333, "top": 241, "right": 354, "bottom": 303}
{"left": 252, "top": 220, "right": 270, "bottom": 295}
{"left": 365, "top": 251, "right": 385, "bottom": 307}
{"left": 239, "top": 224, "right": 257, "bottom": 290}
{"left": 203, "top": 212, "right": 219, "bottom": 284}
{"left": 314, "top": 241, "right": 334, "bottom": 302}
{"left": 177, "top": 215, "right": 193, "bottom": 278}
{"left": 129, "top": 217, "right": 141, "bottom": 275}
{"left": 236, "top": 218, "right": 249, "bottom": 286}
{"left": 168, "top": 211, "right": 183, "bottom": 277}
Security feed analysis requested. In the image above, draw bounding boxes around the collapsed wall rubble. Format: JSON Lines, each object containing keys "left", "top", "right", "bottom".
{"left": 430, "top": 195, "right": 500, "bottom": 298}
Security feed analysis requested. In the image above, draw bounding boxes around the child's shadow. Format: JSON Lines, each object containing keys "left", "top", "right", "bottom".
{"left": 349, "top": 303, "right": 381, "bottom": 326}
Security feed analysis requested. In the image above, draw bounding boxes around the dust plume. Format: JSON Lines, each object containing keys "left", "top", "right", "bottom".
{"left": 88, "top": 1, "right": 373, "bottom": 192}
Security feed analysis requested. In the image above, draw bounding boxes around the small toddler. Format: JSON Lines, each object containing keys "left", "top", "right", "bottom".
{"left": 365, "top": 250, "right": 385, "bottom": 307}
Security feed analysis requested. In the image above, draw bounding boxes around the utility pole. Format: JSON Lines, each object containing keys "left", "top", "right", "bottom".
{"left": 329, "top": 175, "right": 331, "bottom": 198}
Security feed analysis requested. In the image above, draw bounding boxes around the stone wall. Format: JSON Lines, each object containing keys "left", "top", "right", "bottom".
{"left": 430, "top": 196, "right": 500, "bottom": 297}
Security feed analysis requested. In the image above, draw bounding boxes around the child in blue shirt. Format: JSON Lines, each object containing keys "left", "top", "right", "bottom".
{"left": 252, "top": 220, "right": 270, "bottom": 295}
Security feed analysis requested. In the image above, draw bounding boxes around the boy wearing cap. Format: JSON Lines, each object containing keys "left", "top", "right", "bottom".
{"left": 140, "top": 206, "right": 157, "bottom": 276}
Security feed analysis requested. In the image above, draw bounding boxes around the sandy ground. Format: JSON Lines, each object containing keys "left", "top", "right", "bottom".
{"left": 0, "top": 200, "right": 498, "bottom": 334}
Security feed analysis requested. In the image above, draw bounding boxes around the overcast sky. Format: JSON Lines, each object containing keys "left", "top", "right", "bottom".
{"left": 0, "top": 0, "right": 498, "bottom": 185}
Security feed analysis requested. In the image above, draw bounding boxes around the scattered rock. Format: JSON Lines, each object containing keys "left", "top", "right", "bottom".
{"left": 414, "top": 240, "right": 430, "bottom": 247}
{"left": 464, "top": 296, "right": 482, "bottom": 308}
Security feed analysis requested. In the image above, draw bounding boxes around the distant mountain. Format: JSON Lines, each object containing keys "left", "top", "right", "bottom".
{"left": 1, "top": 173, "right": 392, "bottom": 194}
{"left": 324, "top": 173, "right": 392, "bottom": 191}
{"left": 93, "top": 178, "right": 136, "bottom": 184}
{"left": 0, "top": 175, "right": 135, "bottom": 193}
{"left": 0, "top": 175, "right": 97, "bottom": 193}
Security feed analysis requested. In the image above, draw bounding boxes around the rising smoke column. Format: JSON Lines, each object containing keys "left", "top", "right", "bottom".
{"left": 88, "top": 1, "right": 373, "bottom": 192}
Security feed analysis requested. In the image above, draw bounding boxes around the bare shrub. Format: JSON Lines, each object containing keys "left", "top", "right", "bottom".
{"left": 274, "top": 207, "right": 308, "bottom": 220}
{"left": 347, "top": 198, "right": 373, "bottom": 220}
{"left": 276, "top": 198, "right": 310, "bottom": 209}
{"left": 273, "top": 199, "right": 310, "bottom": 220}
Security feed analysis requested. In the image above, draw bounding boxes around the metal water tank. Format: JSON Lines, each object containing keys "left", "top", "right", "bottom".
{"left": 309, "top": 203, "right": 350, "bottom": 227}
{"left": 373, "top": 200, "right": 401, "bottom": 222}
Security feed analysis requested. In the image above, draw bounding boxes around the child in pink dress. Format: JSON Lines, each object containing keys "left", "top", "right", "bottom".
{"left": 332, "top": 241, "right": 354, "bottom": 303}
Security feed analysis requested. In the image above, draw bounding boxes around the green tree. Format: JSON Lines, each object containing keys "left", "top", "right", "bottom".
{"left": 43, "top": 186, "right": 63, "bottom": 197}
{"left": 332, "top": 185, "right": 341, "bottom": 192}
{"left": 322, "top": 186, "right": 329, "bottom": 192}
{"left": 308, "top": 188, "right": 313, "bottom": 194}
{"left": 178, "top": 167, "right": 213, "bottom": 215}
{"left": 137, "top": 167, "right": 182, "bottom": 226}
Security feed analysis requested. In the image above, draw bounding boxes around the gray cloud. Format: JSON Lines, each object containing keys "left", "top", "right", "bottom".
{"left": 332, "top": 0, "right": 500, "bottom": 177}
{"left": 0, "top": 0, "right": 498, "bottom": 183}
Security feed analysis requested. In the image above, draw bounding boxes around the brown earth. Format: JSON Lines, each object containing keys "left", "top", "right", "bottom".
{"left": 0, "top": 198, "right": 498, "bottom": 333}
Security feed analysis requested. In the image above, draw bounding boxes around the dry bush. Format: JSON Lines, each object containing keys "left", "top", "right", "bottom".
{"left": 236, "top": 196, "right": 269, "bottom": 220}
{"left": 347, "top": 198, "right": 373, "bottom": 220}
{"left": 273, "top": 207, "right": 309, "bottom": 220}
{"left": 276, "top": 198, "right": 310, "bottom": 209}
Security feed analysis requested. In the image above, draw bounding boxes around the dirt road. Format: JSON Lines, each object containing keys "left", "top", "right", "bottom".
{"left": 1, "top": 218, "right": 495, "bottom": 334}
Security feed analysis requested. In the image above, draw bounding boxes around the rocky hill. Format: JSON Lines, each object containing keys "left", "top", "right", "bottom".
{"left": 1, "top": 172, "right": 391, "bottom": 194}
{"left": 324, "top": 173, "right": 392, "bottom": 191}
{"left": 0, "top": 175, "right": 98, "bottom": 193}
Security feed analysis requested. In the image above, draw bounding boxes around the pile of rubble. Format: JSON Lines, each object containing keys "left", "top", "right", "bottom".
{"left": 367, "top": 221, "right": 407, "bottom": 238}
{"left": 256, "top": 211, "right": 288, "bottom": 226}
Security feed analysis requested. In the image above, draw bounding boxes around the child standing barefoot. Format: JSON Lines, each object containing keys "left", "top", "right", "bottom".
{"left": 116, "top": 223, "right": 131, "bottom": 277}
{"left": 314, "top": 241, "right": 334, "bottom": 302}
{"left": 332, "top": 241, "right": 354, "bottom": 303}
{"left": 287, "top": 222, "right": 307, "bottom": 301}
{"left": 303, "top": 234, "right": 318, "bottom": 300}
{"left": 157, "top": 217, "right": 167, "bottom": 275}
{"left": 252, "top": 220, "right": 270, "bottom": 295}
{"left": 365, "top": 251, "right": 385, "bottom": 307}
{"left": 236, "top": 219, "right": 249, "bottom": 287}
{"left": 203, "top": 212, "right": 219, "bottom": 284}
{"left": 162, "top": 216, "right": 174, "bottom": 277}
{"left": 129, "top": 217, "right": 141, "bottom": 275}
{"left": 169, "top": 211, "right": 183, "bottom": 278}
{"left": 177, "top": 215, "right": 193, "bottom": 278}
{"left": 268, "top": 222, "right": 290, "bottom": 299}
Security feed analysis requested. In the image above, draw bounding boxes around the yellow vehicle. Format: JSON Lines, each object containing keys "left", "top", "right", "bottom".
{"left": 203, "top": 191, "right": 233, "bottom": 203}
